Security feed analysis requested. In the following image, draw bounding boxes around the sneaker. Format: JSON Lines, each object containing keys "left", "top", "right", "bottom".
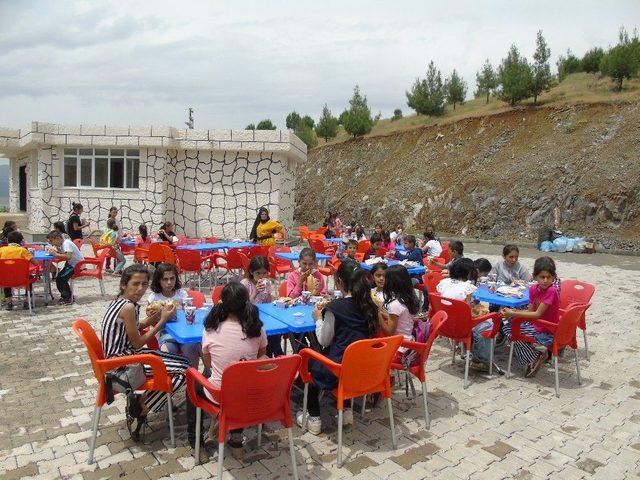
{"left": 22, "top": 301, "right": 30, "bottom": 310}
{"left": 341, "top": 409, "right": 353, "bottom": 426}
{"left": 4, "top": 301, "right": 13, "bottom": 311}
{"left": 227, "top": 431, "right": 243, "bottom": 448}
{"left": 57, "top": 298, "right": 72, "bottom": 306}
{"left": 296, "top": 411, "right": 321, "bottom": 435}
{"left": 525, "top": 351, "right": 549, "bottom": 378}
{"left": 470, "top": 360, "right": 490, "bottom": 373}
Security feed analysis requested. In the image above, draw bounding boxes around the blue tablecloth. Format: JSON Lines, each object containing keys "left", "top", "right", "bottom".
{"left": 275, "top": 252, "right": 331, "bottom": 262}
{"left": 120, "top": 238, "right": 136, "bottom": 247}
{"left": 323, "top": 238, "right": 344, "bottom": 244}
{"left": 257, "top": 303, "right": 316, "bottom": 334}
{"left": 33, "top": 251, "right": 55, "bottom": 262}
{"left": 164, "top": 308, "right": 290, "bottom": 344}
{"left": 472, "top": 287, "right": 530, "bottom": 308}
{"left": 360, "top": 260, "right": 425, "bottom": 276}
{"left": 176, "top": 241, "right": 256, "bottom": 252}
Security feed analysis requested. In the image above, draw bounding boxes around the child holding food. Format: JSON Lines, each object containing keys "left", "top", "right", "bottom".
{"left": 285, "top": 248, "right": 327, "bottom": 298}
{"left": 371, "top": 262, "right": 387, "bottom": 303}
{"left": 147, "top": 263, "right": 201, "bottom": 367}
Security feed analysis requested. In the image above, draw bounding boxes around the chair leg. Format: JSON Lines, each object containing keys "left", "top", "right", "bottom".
{"left": 27, "top": 289, "right": 33, "bottom": 315}
{"left": 408, "top": 373, "right": 416, "bottom": 398}
{"left": 337, "top": 408, "right": 343, "bottom": 467}
{"left": 574, "top": 348, "right": 582, "bottom": 385}
{"left": 166, "top": 393, "right": 175, "bottom": 447}
{"left": 507, "top": 343, "right": 514, "bottom": 378}
{"left": 387, "top": 398, "right": 397, "bottom": 449}
{"left": 88, "top": 406, "right": 102, "bottom": 464}
{"left": 553, "top": 355, "right": 560, "bottom": 397}
{"left": 361, "top": 395, "right": 366, "bottom": 418}
{"left": 99, "top": 280, "right": 105, "bottom": 297}
{"left": 288, "top": 427, "right": 299, "bottom": 480}
{"left": 217, "top": 442, "right": 225, "bottom": 479}
{"left": 463, "top": 347, "right": 470, "bottom": 389}
{"left": 489, "top": 338, "right": 495, "bottom": 376}
{"left": 582, "top": 329, "right": 590, "bottom": 361}
{"left": 194, "top": 408, "right": 202, "bottom": 465}
{"left": 451, "top": 340, "right": 456, "bottom": 364}
{"left": 257, "top": 424, "right": 262, "bottom": 448}
{"left": 302, "top": 383, "right": 308, "bottom": 431}
{"left": 421, "top": 381, "right": 430, "bottom": 428}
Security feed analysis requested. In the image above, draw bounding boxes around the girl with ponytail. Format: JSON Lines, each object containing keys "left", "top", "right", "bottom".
{"left": 202, "top": 281, "right": 267, "bottom": 447}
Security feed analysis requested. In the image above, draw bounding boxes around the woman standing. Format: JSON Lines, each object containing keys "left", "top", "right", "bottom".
{"left": 249, "top": 207, "right": 283, "bottom": 247}
{"left": 67, "top": 202, "right": 90, "bottom": 241}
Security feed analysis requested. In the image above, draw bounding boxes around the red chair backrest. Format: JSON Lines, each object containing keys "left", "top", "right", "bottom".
{"left": 429, "top": 257, "right": 445, "bottom": 271}
{"left": 249, "top": 246, "right": 270, "bottom": 258}
{"left": 422, "top": 311, "right": 447, "bottom": 355}
{"left": 211, "top": 286, "right": 223, "bottom": 304}
{"left": 176, "top": 249, "right": 202, "bottom": 272}
{"left": 148, "top": 243, "right": 167, "bottom": 263}
{"left": 225, "top": 249, "right": 244, "bottom": 269}
{"left": 73, "top": 239, "right": 84, "bottom": 250}
{"left": 559, "top": 280, "right": 595, "bottom": 310}
{"left": 422, "top": 271, "right": 444, "bottom": 294}
{"left": 239, "top": 253, "right": 251, "bottom": 273}
{"left": 218, "top": 355, "right": 301, "bottom": 434}
{"left": 428, "top": 293, "right": 474, "bottom": 342}
{"left": 134, "top": 247, "right": 149, "bottom": 263}
{"left": 71, "top": 319, "right": 105, "bottom": 379}
{"left": 553, "top": 303, "right": 591, "bottom": 353}
{"left": 356, "top": 240, "right": 371, "bottom": 254}
{"left": 298, "top": 226, "right": 310, "bottom": 240}
{"left": 310, "top": 239, "right": 327, "bottom": 254}
{"left": 440, "top": 242, "right": 451, "bottom": 263}
{"left": 338, "top": 335, "right": 403, "bottom": 400}
{"left": 0, "top": 259, "right": 31, "bottom": 288}
{"left": 187, "top": 290, "right": 205, "bottom": 308}
{"left": 278, "top": 282, "right": 287, "bottom": 297}
{"left": 275, "top": 246, "right": 292, "bottom": 253}
{"left": 206, "top": 236, "right": 218, "bottom": 243}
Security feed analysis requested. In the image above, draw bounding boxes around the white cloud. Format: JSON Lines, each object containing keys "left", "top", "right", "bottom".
{"left": 0, "top": 0, "right": 638, "bottom": 129}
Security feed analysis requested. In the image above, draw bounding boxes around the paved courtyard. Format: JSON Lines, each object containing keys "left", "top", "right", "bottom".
{"left": 1, "top": 243, "right": 639, "bottom": 479}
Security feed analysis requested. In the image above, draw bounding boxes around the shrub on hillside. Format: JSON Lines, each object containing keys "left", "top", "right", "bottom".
{"left": 315, "top": 104, "right": 339, "bottom": 142}
{"left": 406, "top": 61, "right": 446, "bottom": 116}
{"left": 557, "top": 49, "right": 582, "bottom": 82}
{"left": 391, "top": 109, "right": 403, "bottom": 121}
{"left": 343, "top": 85, "right": 374, "bottom": 138}
{"left": 581, "top": 47, "right": 605, "bottom": 74}
{"left": 498, "top": 45, "right": 532, "bottom": 106}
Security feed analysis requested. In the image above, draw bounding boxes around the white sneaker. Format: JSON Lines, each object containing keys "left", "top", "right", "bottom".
{"left": 341, "top": 409, "right": 353, "bottom": 426}
{"left": 296, "top": 411, "right": 321, "bottom": 435}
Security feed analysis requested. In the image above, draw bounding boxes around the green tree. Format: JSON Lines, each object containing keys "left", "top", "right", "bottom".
{"left": 256, "top": 119, "right": 276, "bottom": 130}
{"left": 301, "top": 115, "right": 315, "bottom": 129}
{"left": 343, "top": 85, "right": 374, "bottom": 138}
{"left": 498, "top": 45, "right": 532, "bottom": 106}
{"left": 581, "top": 47, "right": 604, "bottom": 73}
{"left": 338, "top": 109, "right": 349, "bottom": 125}
{"left": 294, "top": 123, "right": 318, "bottom": 149}
{"left": 445, "top": 69, "right": 467, "bottom": 110}
{"left": 475, "top": 59, "right": 498, "bottom": 104}
{"left": 600, "top": 27, "right": 640, "bottom": 91}
{"left": 530, "top": 30, "right": 552, "bottom": 105}
{"left": 245, "top": 123, "right": 255, "bottom": 130}
{"left": 556, "top": 49, "right": 582, "bottom": 82}
{"left": 406, "top": 60, "right": 446, "bottom": 116}
{"left": 285, "top": 111, "right": 301, "bottom": 129}
{"left": 314, "top": 104, "right": 339, "bottom": 142}
{"left": 391, "top": 108, "right": 403, "bottom": 121}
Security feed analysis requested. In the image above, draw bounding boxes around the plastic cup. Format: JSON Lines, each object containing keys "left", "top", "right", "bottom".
{"left": 185, "top": 306, "right": 196, "bottom": 324}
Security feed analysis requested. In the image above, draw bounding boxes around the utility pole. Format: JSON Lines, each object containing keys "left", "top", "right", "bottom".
{"left": 185, "top": 107, "right": 194, "bottom": 129}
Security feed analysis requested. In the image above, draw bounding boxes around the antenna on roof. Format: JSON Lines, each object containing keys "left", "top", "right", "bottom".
{"left": 185, "top": 107, "right": 194, "bottom": 129}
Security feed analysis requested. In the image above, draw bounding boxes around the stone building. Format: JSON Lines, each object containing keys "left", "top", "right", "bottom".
{"left": 0, "top": 122, "right": 306, "bottom": 239}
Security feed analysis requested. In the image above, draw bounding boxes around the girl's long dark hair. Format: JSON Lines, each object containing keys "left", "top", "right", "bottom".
{"left": 1, "top": 220, "right": 17, "bottom": 241}
{"left": 139, "top": 224, "right": 148, "bottom": 241}
{"left": 205, "top": 281, "right": 262, "bottom": 338}
{"left": 249, "top": 207, "right": 269, "bottom": 242}
{"left": 382, "top": 265, "right": 420, "bottom": 315}
{"left": 118, "top": 264, "right": 150, "bottom": 298}
{"left": 335, "top": 259, "right": 379, "bottom": 336}
{"left": 246, "top": 255, "right": 270, "bottom": 281}
{"left": 150, "top": 262, "right": 182, "bottom": 294}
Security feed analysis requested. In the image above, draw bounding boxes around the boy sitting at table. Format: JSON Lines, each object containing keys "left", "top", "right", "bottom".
{"left": 364, "top": 233, "right": 387, "bottom": 260}
{"left": 46, "top": 230, "right": 84, "bottom": 305}
{"left": 1, "top": 231, "right": 38, "bottom": 310}
{"left": 338, "top": 239, "right": 358, "bottom": 261}
{"left": 285, "top": 248, "right": 327, "bottom": 298}
{"left": 389, "top": 234, "right": 422, "bottom": 264}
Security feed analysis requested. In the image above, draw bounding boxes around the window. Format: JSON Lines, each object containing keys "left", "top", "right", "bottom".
{"left": 63, "top": 148, "right": 140, "bottom": 189}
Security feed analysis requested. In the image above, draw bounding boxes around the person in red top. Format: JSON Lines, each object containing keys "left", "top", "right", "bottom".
{"left": 501, "top": 256, "right": 560, "bottom": 378}
{"left": 364, "top": 233, "right": 388, "bottom": 260}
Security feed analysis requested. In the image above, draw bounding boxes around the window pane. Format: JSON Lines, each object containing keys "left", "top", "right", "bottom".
{"left": 110, "top": 149, "right": 124, "bottom": 156}
{"left": 126, "top": 158, "right": 140, "bottom": 188}
{"left": 79, "top": 148, "right": 93, "bottom": 156}
{"left": 64, "top": 157, "right": 77, "bottom": 187}
{"left": 64, "top": 148, "right": 77, "bottom": 155}
{"left": 80, "top": 158, "right": 92, "bottom": 186}
{"left": 95, "top": 158, "right": 108, "bottom": 187}
{"left": 110, "top": 158, "right": 124, "bottom": 188}
{"left": 95, "top": 149, "right": 108, "bottom": 156}
{"left": 126, "top": 149, "right": 139, "bottom": 157}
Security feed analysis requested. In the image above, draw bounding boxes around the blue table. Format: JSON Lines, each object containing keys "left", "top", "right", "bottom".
{"left": 323, "top": 238, "right": 344, "bottom": 244}
{"left": 275, "top": 252, "right": 331, "bottom": 262}
{"left": 177, "top": 241, "right": 256, "bottom": 252}
{"left": 473, "top": 287, "right": 530, "bottom": 308}
{"left": 33, "top": 251, "right": 55, "bottom": 261}
{"left": 33, "top": 250, "right": 55, "bottom": 304}
{"left": 164, "top": 308, "right": 290, "bottom": 344}
{"left": 360, "top": 260, "right": 425, "bottom": 276}
{"left": 257, "top": 303, "right": 316, "bottom": 334}
{"left": 120, "top": 238, "right": 136, "bottom": 247}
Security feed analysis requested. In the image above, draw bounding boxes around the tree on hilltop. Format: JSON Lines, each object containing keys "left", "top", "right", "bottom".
{"left": 498, "top": 45, "right": 532, "bottom": 106}
{"left": 406, "top": 61, "right": 446, "bottom": 116}
{"left": 315, "top": 104, "right": 339, "bottom": 142}
{"left": 245, "top": 123, "right": 255, "bottom": 130}
{"left": 256, "top": 119, "right": 276, "bottom": 130}
{"left": 475, "top": 59, "right": 498, "bottom": 104}
{"left": 530, "top": 30, "right": 552, "bottom": 105}
{"left": 556, "top": 49, "right": 582, "bottom": 82}
{"left": 581, "top": 47, "right": 604, "bottom": 73}
{"left": 343, "top": 85, "right": 374, "bottom": 138}
{"left": 600, "top": 27, "right": 640, "bottom": 91}
{"left": 286, "top": 111, "right": 301, "bottom": 129}
{"left": 445, "top": 69, "right": 467, "bottom": 110}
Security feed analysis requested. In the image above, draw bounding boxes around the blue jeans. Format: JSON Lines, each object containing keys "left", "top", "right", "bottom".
{"left": 113, "top": 246, "right": 126, "bottom": 273}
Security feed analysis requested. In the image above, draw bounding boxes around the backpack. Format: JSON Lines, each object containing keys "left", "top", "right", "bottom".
{"left": 100, "top": 230, "right": 114, "bottom": 246}
{"left": 400, "top": 314, "right": 431, "bottom": 369}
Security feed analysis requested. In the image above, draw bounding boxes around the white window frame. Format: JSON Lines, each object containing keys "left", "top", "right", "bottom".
{"left": 62, "top": 148, "right": 140, "bottom": 190}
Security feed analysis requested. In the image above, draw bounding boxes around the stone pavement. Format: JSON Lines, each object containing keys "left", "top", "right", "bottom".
{"left": 1, "top": 245, "right": 639, "bottom": 479}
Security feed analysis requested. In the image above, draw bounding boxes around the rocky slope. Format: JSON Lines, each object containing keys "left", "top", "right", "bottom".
{"left": 294, "top": 102, "right": 640, "bottom": 251}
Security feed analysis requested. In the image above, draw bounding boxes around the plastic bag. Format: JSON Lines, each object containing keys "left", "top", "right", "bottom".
{"left": 553, "top": 236, "right": 568, "bottom": 253}
{"left": 565, "top": 238, "right": 575, "bottom": 252}
{"left": 572, "top": 238, "right": 586, "bottom": 253}
{"left": 539, "top": 240, "right": 555, "bottom": 252}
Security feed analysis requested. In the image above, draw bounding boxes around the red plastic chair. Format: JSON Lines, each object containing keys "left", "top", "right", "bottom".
{"left": 559, "top": 280, "right": 595, "bottom": 360}
{"left": 428, "top": 293, "right": 502, "bottom": 388}
{"left": 413, "top": 271, "right": 444, "bottom": 312}
{"left": 211, "top": 286, "right": 223, "bottom": 304}
{"left": 506, "top": 303, "right": 591, "bottom": 397}
{"left": 176, "top": 249, "right": 206, "bottom": 289}
{"left": 300, "top": 336, "right": 403, "bottom": 467}
{"left": 427, "top": 256, "right": 445, "bottom": 272}
{"left": 186, "top": 356, "right": 302, "bottom": 479}
{"left": 205, "top": 236, "right": 218, "bottom": 243}
{"left": 390, "top": 311, "right": 448, "bottom": 426}
{"left": 187, "top": 290, "right": 205, "bottom": 308}
{"left": 239, "top": 252, "right": 251, "bottom": 274}
{"left": 310, "top": 238, "right": 327, "bottom": 254}
{"left": 213, "top": 249, "right": 244, "bottom": 282}
{"left": 270, "top": 254, "right": 293, "bottom": 278}
{"left": 298, "top": 226, "right": 310, "bottom": 240}
{"left": 440, "top": 242, "right": 451, "bottom": 264}
{"left": 71, "top": 319, "right": 175, "bottom": 464}
{"left": 278, "top": 282, "right": 287, "bottom": 297}
{"left": 71, "top": 250, "right": 109, "bottom": 299}
{"left": 73, "top": 239, "right": 85, "bottom": 251}
{"left": 134, "top": 247, "right": 149, "bottom": 263}
{"left": 119, "top": 240, "right": 135, "bottom": 256}
{"left": 356, "top": 240, "right": 371, "bottom": 255}
{"left": 248, "top": 246, "right": 270, "bottom": 258}
{"left": 148, "top": 244, "right": 176, "bottom": 265}
{"left": 0, "top": 259, "right": 38, "bottom": 314}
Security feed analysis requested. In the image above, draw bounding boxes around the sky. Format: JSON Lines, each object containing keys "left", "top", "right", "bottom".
{"left": 0, "top": 0, "right": 638, "bottom": 145}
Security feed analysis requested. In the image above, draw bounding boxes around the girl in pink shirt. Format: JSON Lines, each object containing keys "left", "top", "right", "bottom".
{"left": 202, "top": 282, "right": 267, "bottom": 448}
{"left": 502, "top": 257, "right": 560, "bottom": 378}
{"left": 285, "top": 248, "right": 327, "bottom": 298}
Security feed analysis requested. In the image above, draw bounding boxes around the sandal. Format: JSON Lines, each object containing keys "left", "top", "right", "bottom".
{"left": 126, "top": 393, "right": 147, "bottom": 442}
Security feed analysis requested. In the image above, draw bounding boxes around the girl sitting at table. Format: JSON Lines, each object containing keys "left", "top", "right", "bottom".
{"left": 136, "top": 225, "right": 151, "bottom": 249}
{"left": 158, "top": 221, "right": 179, "bottom": 244}
{"left": 491, "top": 244, "right": 532, "bottom": 284}
{"left": 371, "top": 262, "right": 387, "bottom": 303}
{"left": 202, "top": 281, "right": 267, "bottom": 448}
{"left": 147, "top": 263, "right": 201, "bottom": 368}
{"left": 501, "top": 256, "right": 560, "bottom": 378}
{"left": 381, "top": 230, "right": 395, "bottom": 252}
{"left": 249, "top": 207, "right": 283, "bottom": 247}
{"left": 53, "top": 221, "right": 70, "bottom": 240}
{"left": 297, "top": 259, "right": 385, "bottom": 434}
{"left": 285, "top": 248, "right": 327, "bottom": 298}
{"left": 421, "top": 226, "right": 443, "bottom": 257}
{"left": 1, "top": 230, "right": 37, "bottom": 310}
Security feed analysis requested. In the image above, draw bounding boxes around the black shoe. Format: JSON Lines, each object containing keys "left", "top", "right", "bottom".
{"left": 5, "top": 302, "right": 13, "bottom": 311}
{"left": 227, "top": 431, "right": 243, "bottom": 448}
{"left": 126, "top": 393, "right": 147, "bottom": 442}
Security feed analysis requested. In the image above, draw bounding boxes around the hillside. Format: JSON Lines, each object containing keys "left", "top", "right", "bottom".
{"left": 294, "top": 100, "right": 640, "bottom": 251}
